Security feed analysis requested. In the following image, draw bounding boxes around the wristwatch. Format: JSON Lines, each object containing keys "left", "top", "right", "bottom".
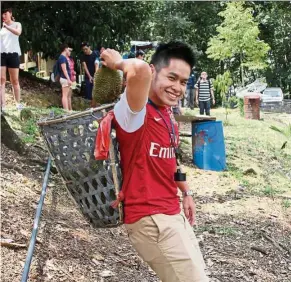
{"left": 182, "top": 190, "right": 194, "bottom": 197}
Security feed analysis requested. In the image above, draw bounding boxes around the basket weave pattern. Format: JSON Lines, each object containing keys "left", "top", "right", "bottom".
{"left": 39, "top": 108, "right": 122, "bottom": 228}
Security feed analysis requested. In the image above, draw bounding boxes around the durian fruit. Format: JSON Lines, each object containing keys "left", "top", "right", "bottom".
{"left": 92, "top": 66, "right": 123, "bottom": 105}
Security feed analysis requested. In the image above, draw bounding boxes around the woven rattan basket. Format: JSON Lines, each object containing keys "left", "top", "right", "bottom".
{"left": 38, "top": 104, "right": 123, "bottom": 228}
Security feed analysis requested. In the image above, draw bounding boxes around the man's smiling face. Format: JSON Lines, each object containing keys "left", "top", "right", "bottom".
{"left": 151, "top": 59, "right": 190, "bottom": 107}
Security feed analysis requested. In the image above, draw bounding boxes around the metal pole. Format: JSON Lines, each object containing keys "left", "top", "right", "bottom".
{"left": 21, "top": 157, "right": 52, "bottom": 282}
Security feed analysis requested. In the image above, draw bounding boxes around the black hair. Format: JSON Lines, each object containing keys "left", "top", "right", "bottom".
{"left": 60, "top": 43, "right": 69, "bottom": 52}
{"left": 150, "top": 41, "right": 195, "bottom": 72}
{"left": 128, "top": 52, "right": 135, "bottom": 59}
{"left": 80, "top": 42, "right": 90, "bottom": 48}
{"left": 2, "top": 7, "right": 12, "bottom": 14}
{"left": 136, "top": 50, "right": 145, "bottom": 58}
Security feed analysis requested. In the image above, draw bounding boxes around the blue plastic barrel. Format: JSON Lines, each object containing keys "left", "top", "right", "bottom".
{"left": 192, "top": 121, "right": 226, "bottom": 171}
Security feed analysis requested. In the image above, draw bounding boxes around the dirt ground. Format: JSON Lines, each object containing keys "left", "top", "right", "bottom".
{"left": 1, "top": 77, "right": 291, "bottom": 281}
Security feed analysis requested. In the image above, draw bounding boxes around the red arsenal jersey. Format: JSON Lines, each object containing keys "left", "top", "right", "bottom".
{"left": 113, "top": 101, "right": 180, "bottom": 224}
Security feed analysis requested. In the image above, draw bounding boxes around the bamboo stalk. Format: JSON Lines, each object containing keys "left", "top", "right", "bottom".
{"left": 109, "top": 138, "right": 123, "bottom": 223}
{"left": 37, "top": 103, "right": 115, "bottom": 126}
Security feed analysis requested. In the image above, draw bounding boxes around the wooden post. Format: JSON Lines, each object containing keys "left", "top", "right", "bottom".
{"left": 37, "top": 53, "right": 41, "bottom": 72}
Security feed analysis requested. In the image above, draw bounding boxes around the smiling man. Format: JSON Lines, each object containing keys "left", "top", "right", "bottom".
{"left": 101, "top": 42, "right": 208, "bottom": 282}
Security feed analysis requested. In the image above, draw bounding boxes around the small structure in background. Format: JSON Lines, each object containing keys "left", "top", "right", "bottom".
{"left": 244, "top": 95, "right": 260, "bottom": 120}
{"left": 20, "top": 51, "right": 55, "bottom": 80}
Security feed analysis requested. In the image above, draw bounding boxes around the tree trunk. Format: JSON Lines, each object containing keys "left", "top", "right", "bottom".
{"left": 1, "top": 114, "right": 26, "bottom": 155}
{"left": 240, "top": 52, "right": 244, "bottom": 87}
{"left": 220, "top": 60, "right": 224, "bottom": 75}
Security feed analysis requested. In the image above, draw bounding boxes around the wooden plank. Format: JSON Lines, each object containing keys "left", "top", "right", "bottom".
{"left": 174, "top": 115, "right": 216, "bottom": 123}
{"left": 179, "top": 131, "right": 192, "bottom": 137}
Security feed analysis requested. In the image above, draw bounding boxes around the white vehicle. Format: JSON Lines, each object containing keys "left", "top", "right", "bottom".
{"left": 236, "top": 79, "right": 267, "bottom": 98}
{"left": 261, "top": 87, "right": 284, "bottom": 106}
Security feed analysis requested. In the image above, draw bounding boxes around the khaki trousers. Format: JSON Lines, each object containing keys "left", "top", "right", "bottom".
{"left": 125, "top": 213, "right": 209, "bottom": 282}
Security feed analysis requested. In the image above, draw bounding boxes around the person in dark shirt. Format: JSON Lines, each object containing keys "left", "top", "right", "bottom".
{"left": 80, "top": 42, "right": 99, "bottom": 100}
{"left": 185, "top": 71, "right": 195, "bottom": 109}
{"left": 135, "top": 49, "right": 145, "bottom": 60}
{"left": 58, "top": 43, "right": 72, "bottom": 111}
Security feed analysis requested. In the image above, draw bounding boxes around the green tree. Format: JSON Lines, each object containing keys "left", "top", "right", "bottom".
{"left": 149, "top": 2, "right": 223, "bottom": 77}
{"left": 206, "top": 2, "right": 270, "bottom": 86}
{"left": 10, "top": 1, "right": 158, "bottom": 58}
{"left": 253, "top": 2, "right": 291, "bottom": 93}
{"left": 213, "top": 71, "right": 233, "bottom": 120}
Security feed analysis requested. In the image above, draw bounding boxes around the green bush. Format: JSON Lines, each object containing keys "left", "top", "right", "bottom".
{"left": 238, "top": 98, "right": 244, "bottom": 117}
{"left": 228, "top": 96, "right": 238, "bottom": 109}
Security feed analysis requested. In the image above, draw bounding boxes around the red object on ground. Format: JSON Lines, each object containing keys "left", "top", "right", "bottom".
{"left": 244, "top": 95, "right": 260, "bottom": 120}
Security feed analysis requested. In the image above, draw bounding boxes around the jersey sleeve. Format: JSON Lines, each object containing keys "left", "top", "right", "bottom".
{"left": 113, "top": 90, "right": 146, "bottom": 133}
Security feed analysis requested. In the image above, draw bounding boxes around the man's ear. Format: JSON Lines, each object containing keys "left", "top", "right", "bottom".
{"left": 149, "top": 64, "right": 156, "bottom": 75}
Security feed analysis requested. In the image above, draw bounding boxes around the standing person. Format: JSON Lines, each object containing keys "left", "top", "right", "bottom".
{"left": 195, "top": 71, "right": 215, "bottom": 116}
{"left": 58, "top": 44, "right": 72, "bottom": 111}
{"left": 185, "top": 71, "right": 195, "bottom": 109}
{"left": 0, "top": 7, "right": 23, "bottom": 112}
{"left": 95, "top": 46, "right": 105, "bottom": 68}
{"left": 80, "top": 42, "right": 99, "bottom": 100}
{"left": 135, "top": 49, "right": 145, "bottom": 60}
{"left": 101, "top": 42, "right": 208, "bottom": 282}
{"left": 67, "top": 47, "right": 76, "bottom": 111}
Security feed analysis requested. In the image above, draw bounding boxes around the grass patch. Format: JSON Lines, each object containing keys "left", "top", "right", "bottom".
{"left": 261, "top": 185, "right": 280, "bottom": 197}
{"left": 48, "top": 106, "right": 66, "bottom": 117}
{"left": 21, "top": 135, "right": 36, "bottom": 144}
{"left": 22, "top": 118, "right": 38, "bottom": 136}
{"left": 184, "top": 109, "right": 195, "bottom": 116}
{"left": 281, "top": 199, "right": 291, "bottom": 209}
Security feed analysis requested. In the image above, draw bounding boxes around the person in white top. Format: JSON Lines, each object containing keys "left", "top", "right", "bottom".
{"left": 0, "top": 7, "right": 23, "bottom": 112}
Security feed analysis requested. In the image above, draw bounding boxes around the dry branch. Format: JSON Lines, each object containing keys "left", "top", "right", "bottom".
{"left": 1, "top": 162, "right": 26, "bottom": 175}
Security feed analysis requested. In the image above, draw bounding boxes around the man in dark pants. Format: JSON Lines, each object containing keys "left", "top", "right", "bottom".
{"left": 80, "top": 42, "right": 99, "bottom": 100}
{"left": 185, "top": 71, "right": 195, "bottom": 109}
{"left": 195, "top": 71, "right": 215, "bottom": 116}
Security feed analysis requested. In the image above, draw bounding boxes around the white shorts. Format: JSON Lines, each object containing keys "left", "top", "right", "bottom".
{"left": 60, "top": 78, "right": 77, "bottom": 90}
{"left": 60, "top": 78, "right": 70, "bottom": 88}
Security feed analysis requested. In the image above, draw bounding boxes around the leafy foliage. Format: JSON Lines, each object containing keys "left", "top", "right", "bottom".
{"left": 6, "top": 1, "right": 291, "bottom": 94}
{"left": 206, "top": 2, "right": 270, "bottom": 86}
{"left": 270, "top": 124, "right": 291, "bottom": 149}
{"left": 254, "top": 2, "right": 291, "bottom": 92}
{"left": 11, "top": 1, "right": 158, "bottom": 58}
{"left": 213, "top": 71, "right": 233, "bottom": 120}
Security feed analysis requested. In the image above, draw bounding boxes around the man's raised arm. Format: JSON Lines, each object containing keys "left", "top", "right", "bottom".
{"left": 101, "top": 49, "right": 152, "bottom": 112}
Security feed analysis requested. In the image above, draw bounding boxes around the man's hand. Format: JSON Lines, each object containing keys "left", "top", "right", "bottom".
{"left": 195, "top": 99, "right": 199, "bottom": 106}
{"left": 100, "top": 48, "right": 123, "bottom": 70}
{"left": 68, "top": 79, "right": 72, "bottom": 86}
{"left": 89, "top": 76, "right": 93, "bottom": 83}
{"left": 212, "top": 98, "right": 215, "bottom": 105}
{"left": 182, "top": 196, "right": 196, "bottom": 226}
